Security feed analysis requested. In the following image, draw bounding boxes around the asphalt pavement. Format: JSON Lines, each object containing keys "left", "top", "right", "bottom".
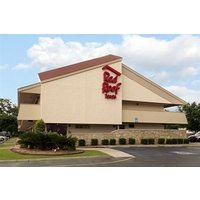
{"left": 1, "top": 143, "right": 200, "bottom": 167}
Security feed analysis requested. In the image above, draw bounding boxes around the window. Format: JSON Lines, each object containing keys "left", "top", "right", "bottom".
{"left": 47, "top": 123, "right": 67, "bottom": 135}
{"left": 129, "top": 123, "right": 135, "bottom": 128}
{"left": 119, "top": 124, "right": 125, "bottom": 129}
{"left": 75, "top": 125, "right": 90, "bottom": 129}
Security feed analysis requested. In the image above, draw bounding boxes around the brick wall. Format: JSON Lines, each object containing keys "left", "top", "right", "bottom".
{"left": 72, "top": 129, "right": 187, "bottom": 145}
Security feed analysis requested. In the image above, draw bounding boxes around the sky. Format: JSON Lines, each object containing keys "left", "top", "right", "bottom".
{"left": 1, "top": 34, "right": 200, "bottom": 105}
{"left": 1, "top": 0, "right": 200, "bottom": 106}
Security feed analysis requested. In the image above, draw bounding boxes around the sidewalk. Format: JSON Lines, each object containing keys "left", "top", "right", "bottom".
{"left": 77, "top": 147, "right": 134, "bottom": 158}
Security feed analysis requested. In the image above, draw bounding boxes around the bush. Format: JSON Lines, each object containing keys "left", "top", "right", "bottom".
{"left": 33, "top": 119, "right": 46, "bottom": 133}
{"left": 78, "top": 139, "right": 86, "bottom": 146}
{"left": 109, "top": 139, "right": 116, "bottom": 145}
{"left": 166, "top": 139, "right": 171, "bottom": 144}
{"left": 17, "top": 131, "right": 77, "bottom": 150}
{"left": 158, "top": 138, "right": 165, "bottom": 144}
{"left": 66, "top": 135, "right": 78, "bottom": 151}
{"left": 148, "top": 138, "right": 155, "bottom": 144}
{"left": 140, "top": 138, "right": 154, "bottom": 145}
{"left": 141, "top": 139, "right": 148, "bottom": 145}
{"left": 119, "top": 138, "right": 126, "bottom": 145}
{"left": 172, "top": 138, "right": 177, "bottom": 144}
{"left": 102, "top": 139, "right": 109, "bottom": 145}
{"left": 91, "top": 139, "right": 98, "bottom": 146}
{"left": 184, "top": 138, "right": 189, "bottom": 144}
{"left": 166, "top": 139, "right": 174, "bottom": 144}
{"left": 177, "top": 138, "right": 184, "bottom": 144}
{"left": 128, "top": 138, "right": 135, "bottom": 144}
{"left": 17, "top": 131, "right": 37, "bottom": 149}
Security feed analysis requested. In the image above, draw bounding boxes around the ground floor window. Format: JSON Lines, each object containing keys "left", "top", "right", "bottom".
{"left": 75, "top": 124, "right": 90, "bottom": 129}
{"left": 119, "top": 124, "right": 125, "bottom": 129}
{"left": 46, "top": 123, "right": 67, "bottom": 135}
{"left": 129, "top": 123, "right": 135, "bottom": 128}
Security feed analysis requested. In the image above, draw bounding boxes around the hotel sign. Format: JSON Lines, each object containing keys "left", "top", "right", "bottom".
{"left": 102, "top": 65, "right": 122, "bottom": 99}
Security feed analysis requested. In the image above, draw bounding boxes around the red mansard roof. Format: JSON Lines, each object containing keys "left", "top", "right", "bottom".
{"left": 38, "top": 54, "right": 122, "bottom": 81}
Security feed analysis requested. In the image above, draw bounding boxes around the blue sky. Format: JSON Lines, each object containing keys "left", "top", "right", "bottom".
{"left": 1, "top": 34, "right": 200, "bottom": 105}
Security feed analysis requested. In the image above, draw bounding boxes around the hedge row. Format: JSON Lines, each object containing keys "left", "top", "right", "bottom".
{"left": 78, "top": 138, "right": 136, "bottom": 146}
{"left": 78, "top": 138, "right": 189, "bottom": 146}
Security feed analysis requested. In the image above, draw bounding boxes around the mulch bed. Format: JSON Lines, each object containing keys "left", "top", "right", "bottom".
{"left": 11, "top": 146, "right": 84, "bottom": 156}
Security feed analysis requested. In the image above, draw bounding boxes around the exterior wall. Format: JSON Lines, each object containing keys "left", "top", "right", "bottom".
{"left": 68, "top": 124, "right": 116, "bottom": 135}
{"left": 123, "top": 123, "right": 164, "bottom": 129}
{"left": 122, "top": 101, "right": 187, "bottom": 124}
{"left": 72, "top": 129, "right": 187, "bottom": 145}
{"left": 122, "top": 74, "right": 170, "bottom": 103}
{"left": 122, "top": 65, "right": 187, "bottom": 105}
{"left": 41, "top": 61, "right": 122, "bottom": 124}
{"left": 18, "top": 104, "right": 41, "bottom": 120}
{"left": 122, "top": 110, "right": 187, "bottom": 124}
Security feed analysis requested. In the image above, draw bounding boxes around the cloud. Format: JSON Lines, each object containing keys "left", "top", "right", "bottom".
{"left": 191, "top": 80, "right": 200, "bottom": 87}
{"left": 11, "top": 34, "right": 200, "bottom": 103}
{"left": 13, "top": 37, "right": 118, "bottom": 71}
{"left": 13, "top": 35, "right": 200, "bottom": 73}
{"left": 13, "top": 63, "right": 31, "bottom": 70}
{"left": 164, "top": 86, "right": 200, "bottom": 103}
{"left": 118, "top": 35, "right": 200, "bottom": 86}
{"left": 0, "top": 64, "right": 8, "bottom": 70}
{"left": 180, "top": 66, "right": 199, "bottom": 78}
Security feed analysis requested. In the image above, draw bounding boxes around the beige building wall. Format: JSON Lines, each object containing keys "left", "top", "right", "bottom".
{"left": 41, "top": 61, "right": 122, "bottom": 124}
{"left": 122, "top": 75, "right": 170, "bottom": 103}
{"left": 68, "top": 124, "right": 116, "bottom": 135}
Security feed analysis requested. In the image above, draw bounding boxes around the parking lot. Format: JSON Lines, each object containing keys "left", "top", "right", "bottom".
{"left": 112, "top": 145, "right": 200, "bottom": 167}
{"left": 1, "top": 145, "right": 200, "bottom": 167}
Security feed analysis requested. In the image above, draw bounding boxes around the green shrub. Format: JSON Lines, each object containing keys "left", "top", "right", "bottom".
{"left": 66, "top": 135, "right": 78, "bottom": 151}
{"left": 119, "top": 138, "right": 126, "bottom": 145}
{"left": 17, "top": 131, "right": 37, "bottom": 149}
{"left": 158, "top": 138, "right": 165, "bottom": 144}
{"left": 177, "top": 138, "right": 184, "bottom": 144}
{"left": 166, "top": 139, "right": 173, "bottom": 144}
{"left": 57, "top": 134, "right": 69, "bottom": 150}
{"left": 172, "top": 138, "right": 177, "bottom": 144}
{"left": 141, "top": 139, "right": 148, "bottom": 144}
{"left": 17, "top": 131, "right": 77, "bottom": 150}
{"left": 78, "top": 139, "right": 86, "bottom": 146}
{"left": 148, "top": 138, "right": 155, "bottom": 144}
{"left": 91, "top": 139, "right": 98, "bottom": 146}
{"left": 128, "top": 138, "right": 135, "bottom": 144}
{"left": 33, "top": 119, "right": 46, "bottom": 133}
{"left": 109, "top": 139, "right": 116, "bottom": 145}
{"left": 102, "top": 139, "right": 109, "bottom": 145}
{"left": 184, "top": 138, "right": 189, "bottom": 144}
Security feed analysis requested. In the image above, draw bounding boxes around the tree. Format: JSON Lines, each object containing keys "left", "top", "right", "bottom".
{"left": 179, "top": 102, "right": 200, "bottom": 132}
{"left": 0, "top": 98, "right": 18, "bottom": 134}
{"left": 33, "top": 119, "right": 46, "bottom": 133}
{"left": 0, "top": 98, "right": 18, "bottom": 117}
{"left": 0, "top": 115, "right": 18, "bottom": 133}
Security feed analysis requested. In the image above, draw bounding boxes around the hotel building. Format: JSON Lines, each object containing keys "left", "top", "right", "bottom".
{"left": 17, "top": 54, "right": 187, "bottom": 143}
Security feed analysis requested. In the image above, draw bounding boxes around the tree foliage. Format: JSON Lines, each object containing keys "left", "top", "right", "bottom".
{"left": 0, "top": 98, "right": 18, "bottom": 117}
{"left": 0, "top": 98, "right": 18, "bottom": 134}
{"left": 33, "top": 119, "right": 46, "bottom": 133}
{"left": 179, "top": 102, "right": 200, "bottom": 132}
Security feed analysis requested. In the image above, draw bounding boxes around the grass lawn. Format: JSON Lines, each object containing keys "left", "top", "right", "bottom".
{"left": 0, "top": 137, "right": 108, "bottom": 161}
